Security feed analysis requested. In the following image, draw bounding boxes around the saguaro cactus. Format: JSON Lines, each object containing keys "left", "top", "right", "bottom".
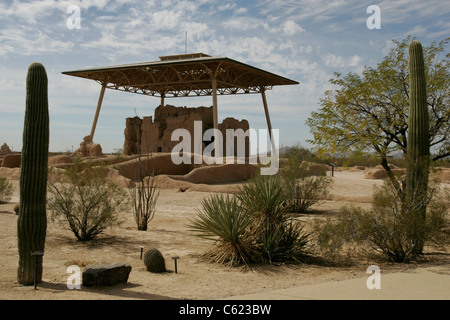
{"left": 404, "top": 40, "right": 430, "bottom": 253}
{"left": 17, "top": 62, "right": 49, "bottom": 285}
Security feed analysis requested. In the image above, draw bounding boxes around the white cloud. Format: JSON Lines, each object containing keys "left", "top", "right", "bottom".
{"left": 0, "top": 25, "right": 73, "bottom": 57}
{"left": 222, "top": 16, "right": 265, "bottom": 31}
{"left": 150, "top": 9, "right": 183, "bottom": 31}
{"left": 323, "top": 54, "right": 361, "bottom": 68}
{"left": 280, "top": 20, "right": 305, "bottom": 35}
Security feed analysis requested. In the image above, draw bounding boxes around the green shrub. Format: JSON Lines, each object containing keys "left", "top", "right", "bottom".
{"left": 279, "top": 149, "right": 333, "bottom": 213}
{"left": 314, "top": 180, "right": 449, "bottom": 263}
{"left": 0, "top": 177, "right": 13, "bottom": 204}
{"left": 47, "top": 159, "right": 128, "bottom": 241}
{"left": 284, "top": 175, "right": 332, "bottom": 213}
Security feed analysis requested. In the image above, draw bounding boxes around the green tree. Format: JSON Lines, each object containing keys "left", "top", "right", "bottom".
{"left": 306, "top": 36, "right": 450, "bottom": 193}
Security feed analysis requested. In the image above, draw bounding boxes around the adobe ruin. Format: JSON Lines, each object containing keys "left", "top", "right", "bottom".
{"left": 124, "top": 105, "right": 250, "bottom": 158}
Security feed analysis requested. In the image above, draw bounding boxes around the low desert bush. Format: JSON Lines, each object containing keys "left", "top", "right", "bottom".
{"left": 47, "top": 159, "right": 128, "bottom": 241}
{"left": 127, "top": 153, "right": 160, "bottom": 231}
{"left": 314, "top": 180, "right": 449, "bottom": 263}
{"left": 279, "top": 150, "right": 333, "bottom": 213}
{"left": 0, "top": 177, "right": 13, "bottom": 204}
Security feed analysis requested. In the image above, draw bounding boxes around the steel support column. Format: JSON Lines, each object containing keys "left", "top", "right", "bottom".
{"left": 89, "top": 83, "right": 106, "bottom": 141}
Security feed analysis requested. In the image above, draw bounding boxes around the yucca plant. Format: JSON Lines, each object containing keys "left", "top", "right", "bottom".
{"left": 258, "top": 218, "right": 310, "bottom": 263}
{"left": 238, "top": 175, "right": 288, "bottom": 228}
{"left": 190, "top": 175, "right": 311, "bottom": 268}
{"left": 238, "top": 175, "right": 309, "bottom": 263}
{"left": 188, "top": 194, "right": 257, "bottom": 267}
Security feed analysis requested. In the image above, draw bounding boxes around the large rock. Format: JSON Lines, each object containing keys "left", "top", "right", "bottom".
{"left": 82, "top": 263, "right": 132, "bottom": 287}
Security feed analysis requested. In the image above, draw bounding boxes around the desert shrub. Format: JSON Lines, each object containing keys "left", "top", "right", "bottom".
{"left": 190, "top": 175, "right": 310, "bottom": 267}
{"left": 47, "top": 160, "right": 128, "bottom": 241}
{"left": 127, "top": 153, "right": 160, "bottom": 231}
{"left": 314, "top": 180, "right": 449, "bottom": 263}
{"left": 284, "top": 175, "right": 332, "bottom": 213}
{"left": 279, "top": 145, "right": 316, "bottom": 162}
{"left": 0, "top": 177, "right": 13, "bottom": 204}
{"left": 279, "top": 151, "right": 333, "bottom": 213}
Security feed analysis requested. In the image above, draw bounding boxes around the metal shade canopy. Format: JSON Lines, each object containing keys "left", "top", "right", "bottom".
{"left": 62, "top": 53, "right": 299, "bottom": 152}
{"left": 62, "top": 53, "right": 299, "bottom": 98}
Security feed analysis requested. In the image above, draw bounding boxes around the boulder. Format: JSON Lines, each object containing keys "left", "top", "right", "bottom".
{"left": 82, "top": 263, "right": 132, "bottom": 287}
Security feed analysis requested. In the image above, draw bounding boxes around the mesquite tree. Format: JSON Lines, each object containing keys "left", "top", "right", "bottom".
{"left": 17, "top": 62, "right": 49, "bottom": 285}
{"left": 307, "top": 36, "right": 449, "bottom": 193}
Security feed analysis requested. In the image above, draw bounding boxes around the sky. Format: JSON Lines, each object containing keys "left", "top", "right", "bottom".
{"left": 0, "top": 0, "right": 449, "bottom": 153}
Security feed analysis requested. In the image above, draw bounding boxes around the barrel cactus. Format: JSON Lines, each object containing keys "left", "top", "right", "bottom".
{"left": 143, "top": 248, "right": 166, "bottom": 273}
{"left": 17, "top": 62, "right": 50, "bottom": 285}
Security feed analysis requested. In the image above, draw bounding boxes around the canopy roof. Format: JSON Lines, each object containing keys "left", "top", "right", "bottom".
{"left": 62, "top": 53, "right": 299, "bottom": 98}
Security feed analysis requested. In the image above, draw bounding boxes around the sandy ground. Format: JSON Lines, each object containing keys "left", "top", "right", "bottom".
{"left": 0, "top": 169, "right": 448, "bottom": 300}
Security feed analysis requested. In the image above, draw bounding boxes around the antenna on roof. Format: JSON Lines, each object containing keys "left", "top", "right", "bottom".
{"left": 184, "top": 31, "right": 187, "bottom": 54}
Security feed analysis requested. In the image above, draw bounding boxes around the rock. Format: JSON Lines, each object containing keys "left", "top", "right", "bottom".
{"left": 82, "top": 263, "right": 132, "bottom": 287}
{"left": 1, "top": 154, "right": 21, "bottom": 168}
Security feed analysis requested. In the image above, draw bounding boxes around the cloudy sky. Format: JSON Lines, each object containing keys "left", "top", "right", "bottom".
{"left": 1, "top": 0, "right": 449, "bottom": 153}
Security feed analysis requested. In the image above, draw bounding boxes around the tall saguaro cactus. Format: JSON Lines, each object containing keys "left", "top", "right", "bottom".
{"left": 405, "top": 40, "right": 430, "bottom": 253}
{"left": 17, "top": 62, "right": 49, "bottom": 285}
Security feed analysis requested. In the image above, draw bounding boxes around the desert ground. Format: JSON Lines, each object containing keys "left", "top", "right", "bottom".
{"left": 0, "top": 155, "right": 449, "bottom": 300}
